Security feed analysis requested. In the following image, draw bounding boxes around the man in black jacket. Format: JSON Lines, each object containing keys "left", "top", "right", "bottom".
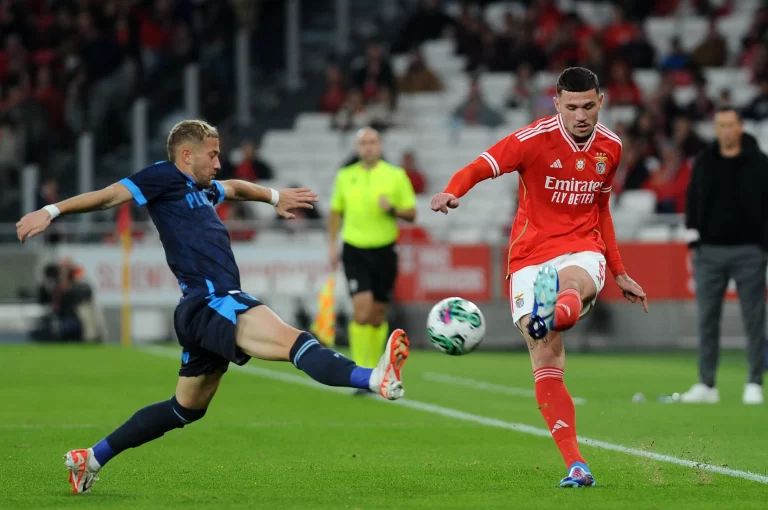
{"left": 683, "top": 106, "right": 768, "bottom": 405}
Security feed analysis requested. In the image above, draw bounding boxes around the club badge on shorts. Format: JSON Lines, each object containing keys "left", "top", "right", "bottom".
{"left": 514, "top": 292, "right": 525, "bottom": 308}
{"left": 575, "top": 159, "right": 585, "bottom": 171}
{"left": 595, "top": 153, "right": 608, "bottom": 175}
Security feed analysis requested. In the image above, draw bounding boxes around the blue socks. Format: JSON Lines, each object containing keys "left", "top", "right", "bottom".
{"left": 92, "top": 396, "right": 206, "bottom": 467}
{"left": 290, "top": 332, "right": 372, "bottom": 390}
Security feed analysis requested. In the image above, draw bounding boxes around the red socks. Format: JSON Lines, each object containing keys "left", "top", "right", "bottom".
{"left": 534, "top": 366, "right": 585, "bottom": 467}
{"left": 553, "top": 288, "right": 582, "bottom": 331}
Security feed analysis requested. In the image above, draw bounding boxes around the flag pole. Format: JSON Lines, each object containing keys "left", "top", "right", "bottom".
{"left": 118, "top": 203, "right": 132, "bottom": 347}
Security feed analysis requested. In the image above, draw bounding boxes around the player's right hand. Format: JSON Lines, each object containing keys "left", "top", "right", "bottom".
{"left": 430, "top": 193, "right": 459, "bottom": 214}
{"left": 16, "top": 209, "right": 53, "bottom": 244}
{"left": 275, "top": 187, "right": 319, "bottom": 219}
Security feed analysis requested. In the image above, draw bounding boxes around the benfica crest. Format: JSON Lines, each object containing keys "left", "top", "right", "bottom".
{"left": 595, "top": 153, "right": 608, "bottom": 175}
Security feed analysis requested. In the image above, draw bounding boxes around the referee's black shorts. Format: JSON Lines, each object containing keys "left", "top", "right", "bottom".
{"left": 342, "top": 242, "right": 398, "bottom": 303}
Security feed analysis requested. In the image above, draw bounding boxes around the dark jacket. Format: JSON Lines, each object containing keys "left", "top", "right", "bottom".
{"left": 685, "top": 132, "right": 768, "bottom": 250}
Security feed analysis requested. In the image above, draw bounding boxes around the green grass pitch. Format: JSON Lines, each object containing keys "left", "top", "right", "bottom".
{"left": 2, "top": 343, "right": 767, "bottom": 509}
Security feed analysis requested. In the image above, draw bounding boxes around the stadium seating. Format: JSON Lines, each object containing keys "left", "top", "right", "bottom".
{"left": 255, "top": 1, "right": 768, "bottom": 245}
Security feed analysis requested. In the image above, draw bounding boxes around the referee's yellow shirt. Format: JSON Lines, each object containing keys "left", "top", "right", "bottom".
{"left": 330, "top": 160, "right": 417, "bottom": 249}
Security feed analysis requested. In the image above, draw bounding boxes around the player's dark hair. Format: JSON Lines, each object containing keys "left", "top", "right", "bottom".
{"left": 556, "top": 67, "right": 600, "bottom": 95}
{"left": 715, "top": 105, "right": 743, "bottom": 122}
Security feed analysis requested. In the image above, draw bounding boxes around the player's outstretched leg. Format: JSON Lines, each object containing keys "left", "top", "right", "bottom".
{"left": 64, "top": 371, "right": 223, "bottom": 493}
{"left": 235, "top": 305, "right": 409, "bottom": 400}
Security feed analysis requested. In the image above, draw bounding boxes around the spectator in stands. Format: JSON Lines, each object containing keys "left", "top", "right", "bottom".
{"left": 364, "top": 88, "right": 402, "bottom": 132}
{"left": 683, "top": 106, "right": 768, "bottom": 405}
{"left": 642, "top": 144, "right": 691, "bottom": 213}
{"left": 602, "top": 5, "right": 638, "bottom": 54}
{"left": 582, "top": 37, "right": 608, "bottom": 84}
{"left": 505, "top": 62, "right": 538, "bottom": 114}
{"left": 0, "top": 116, "right": 23, "bottom": 171}
{"left": 673, "top": 116, "right": 707, "bottom": 159}
{"left": 613, "top": 139, "right": 650, "bottom": 196}
{"left": 351, "top": 42, "right": 397, "bottom": 107}
{"left": 685, "top": 78, "right": 716, "bottom": 121}
{"left": 508, "top": 26, "right": 547, "bottom": 72}
{"left": 332, "top": 89, "right": 367, "bottom": 131}
{"left": 616, "top": 23, "right": 657, "bottom": 69}
{"left": 451, "top": 77, "right": 504, "bottom": 128}
{"left": 3, "top": 81, "right": 48, "bottom": 164}
{"left": 401, "top": 151, "right": 426, "bottom": 194}
{"left": 318, "top": 64, "right": 347, "bottom": 114}
{"left": 36, "top": 178, "right": 58, "bottom": 210}
{"left": 741, "top": 76, "right": 768, "bottom": 120}
{"left": 467, "top": 28, "right": 509, "bottom": 73}
{"left": 234, "top": 140, "right": 274, "bottom": 182}
{"left": 393, "top": 0, "right": 455, "bottom": 53}
{"left": 661, "top": 37, "right": 690, "bottom": 71}
{"left": 606, "top": 61, "right": 643, "bottom": 106}
{"left": 398, "top": 48, "right": 443, "bottom": 93}
{"left": 692, "top": 18, "right": 728, "bottom": 68}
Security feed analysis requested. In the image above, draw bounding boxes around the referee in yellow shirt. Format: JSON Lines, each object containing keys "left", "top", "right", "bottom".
{"left": 328, "top": 127, "right": 417, "bottom": 369}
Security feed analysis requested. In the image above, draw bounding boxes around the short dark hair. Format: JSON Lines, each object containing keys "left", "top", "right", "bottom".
{"left": 556, "top": 67, "right": 600, "bottom": 95}
{"left": 715, "top": 105, "right": 742, "bottom": 121}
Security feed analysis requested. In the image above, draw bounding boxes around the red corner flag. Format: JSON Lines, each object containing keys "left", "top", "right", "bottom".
{"left": 117, "top": 203, "right": 132, "bottom": 346}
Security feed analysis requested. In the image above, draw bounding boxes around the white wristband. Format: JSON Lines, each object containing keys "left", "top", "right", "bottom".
{"left": 43, "top": 204, "right": 60, "bottom": 219}
{"left": 269, "top": 188, "right": 279, "bottom": 206}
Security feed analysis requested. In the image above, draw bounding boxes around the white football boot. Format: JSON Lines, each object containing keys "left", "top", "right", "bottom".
{"left": 368, "top": 329, "right": 410, "bottom": 400}
{"left": 63, "top": 448, "right": 101, "bottom": 493}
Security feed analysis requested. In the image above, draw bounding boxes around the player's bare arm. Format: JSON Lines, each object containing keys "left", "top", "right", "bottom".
{"left": 16, "top": 182, "right": 134, "bottom": 243}
{"left": 217, "top": 180, "right": 319, "bottom": 220}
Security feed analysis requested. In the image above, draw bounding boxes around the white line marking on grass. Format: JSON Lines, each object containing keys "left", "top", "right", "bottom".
{"left": 140, "top": 346, "right": 768, "bottom": 485}
{"left": 422, "top": 371, "right": 587, "bottom": 405}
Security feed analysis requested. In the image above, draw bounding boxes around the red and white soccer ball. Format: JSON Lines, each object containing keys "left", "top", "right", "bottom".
{"left": 426, "top": 297, "right": 486, "bottom": 355}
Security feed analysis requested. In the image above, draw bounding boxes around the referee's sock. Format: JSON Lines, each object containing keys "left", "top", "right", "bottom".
{"left": 349, "top": 321, "right": 373, "bottom": 368}
{"left": 290, "top": 331, "right": 372, "bottom": 390}
{"left": 369, "top": 321, "right": 389, "bottom": 367}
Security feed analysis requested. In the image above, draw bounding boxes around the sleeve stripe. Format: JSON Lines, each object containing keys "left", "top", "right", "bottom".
{"left": 119, "top": 177, "right": 147, "bottom": 206}
{"left": 213, "top": 181, "right": 226, "bottom": 204}
{"left": 600, "top": 186, "right": 613, "bottom": 193}
{"left": 480, "top": 152, "right": 500, "bottom": 178}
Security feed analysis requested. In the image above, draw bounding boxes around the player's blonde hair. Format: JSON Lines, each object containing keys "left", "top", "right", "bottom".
{"left": 166, "top": 119, "right": 219, "bottom": 162}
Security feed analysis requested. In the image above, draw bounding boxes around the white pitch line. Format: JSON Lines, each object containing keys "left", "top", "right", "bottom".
{"left": 422, "top": 371, "right": 587, "bottom": 405}
{"left": 140, "top": 346, "right": 768, "bottom": 485}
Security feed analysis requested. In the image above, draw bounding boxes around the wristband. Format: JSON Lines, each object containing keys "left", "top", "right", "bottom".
{"left": 388, "top": 206, "right": 397, "bottom": 217}
{"left": 43, "top": 204, "right": 60, "bottom": 219}
{"left": 269, "top": 188, "right": 279, "bottom": 206}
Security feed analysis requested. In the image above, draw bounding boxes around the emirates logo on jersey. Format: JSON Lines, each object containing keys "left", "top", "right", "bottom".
{"left": 545, "top": 176, "right": 602, "bottom": 205}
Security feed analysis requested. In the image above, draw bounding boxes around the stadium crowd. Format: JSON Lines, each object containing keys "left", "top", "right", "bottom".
{"left": 317, "top": 0, "right": 768, "bottom": 214}
{"left": 0, "top": 0, "right": 244, "bottom": 214}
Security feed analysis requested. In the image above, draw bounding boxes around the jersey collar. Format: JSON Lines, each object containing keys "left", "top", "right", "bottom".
{"left": 557, "top": 114, "right": 597, "bottom": 153}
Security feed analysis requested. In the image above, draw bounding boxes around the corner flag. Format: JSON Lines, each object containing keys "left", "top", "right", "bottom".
{"left": 311, "top": 275, "right": 336, "bottom": 346}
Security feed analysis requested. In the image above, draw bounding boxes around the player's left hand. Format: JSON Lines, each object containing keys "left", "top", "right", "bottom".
{"left": 616, "top": 273, "right": 648, "bottom": 313}
{"left": 16, "top": 209, "right": 53, "bottom": 243}
{"left": 275, "top": 188, "right": 319, "bottom": 219}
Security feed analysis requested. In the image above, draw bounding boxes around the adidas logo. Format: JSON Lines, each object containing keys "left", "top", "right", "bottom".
{"left": 550, "top": 159, "right": 563, "bottom": 168}
{"left": 551, "top": 419, "right": 569, "bottom": 433}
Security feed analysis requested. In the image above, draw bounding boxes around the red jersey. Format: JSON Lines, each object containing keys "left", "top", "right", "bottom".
{"left": 443, "top": 114, "right": 625, "bottom": 279}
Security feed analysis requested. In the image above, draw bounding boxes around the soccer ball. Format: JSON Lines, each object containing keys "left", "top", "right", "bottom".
{"left": 426, "top": 297, "right": 486, "bottom": 355}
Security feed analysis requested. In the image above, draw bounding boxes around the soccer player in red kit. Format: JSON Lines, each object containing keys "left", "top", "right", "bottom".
{"left": 431, "top": 67, "right": 648, "bottom": 487}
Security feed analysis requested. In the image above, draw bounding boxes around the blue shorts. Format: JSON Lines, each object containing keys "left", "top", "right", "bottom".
{"left": 173, "top": 291, "right": 263, "bottom": 377}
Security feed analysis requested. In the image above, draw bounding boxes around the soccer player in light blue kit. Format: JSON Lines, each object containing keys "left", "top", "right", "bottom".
{"left": 16, "top": 120, "right": 410, "bottom": 493}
